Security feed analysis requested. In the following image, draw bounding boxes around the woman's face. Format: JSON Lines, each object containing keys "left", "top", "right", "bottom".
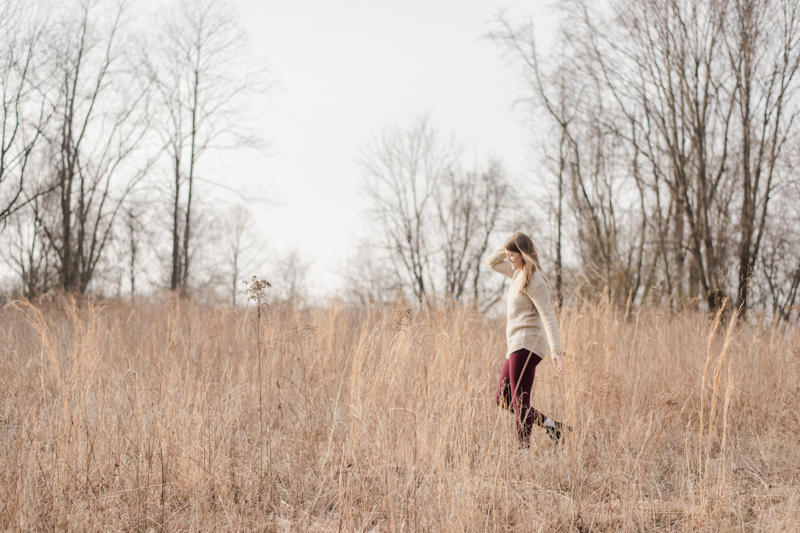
{"left": 505, "top": 249, "right": 522, "bottom": 271}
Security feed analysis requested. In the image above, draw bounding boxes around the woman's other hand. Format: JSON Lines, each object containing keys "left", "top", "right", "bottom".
{"left": 551, "top": 351, "right": 564, "bottom": 374}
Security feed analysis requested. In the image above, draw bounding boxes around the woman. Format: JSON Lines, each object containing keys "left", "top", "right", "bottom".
{"left": 485, "top": 232, "right": 566, "bottom": 447}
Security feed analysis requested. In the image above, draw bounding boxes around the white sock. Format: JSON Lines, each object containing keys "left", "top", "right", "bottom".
{"left": 543, "top": 418, "right": 556, "bottom": 428}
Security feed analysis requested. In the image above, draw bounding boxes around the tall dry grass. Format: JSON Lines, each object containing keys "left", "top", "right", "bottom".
{"left": 0, "top": 295, "right": 798, "bottom": 531}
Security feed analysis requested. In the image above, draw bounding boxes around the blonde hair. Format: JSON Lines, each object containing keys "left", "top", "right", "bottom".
{"left": 504, "top": 232, "right": 546, "bottom": 291}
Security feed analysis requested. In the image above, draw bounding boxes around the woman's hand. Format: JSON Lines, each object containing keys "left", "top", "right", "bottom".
{"left": 551, "top": 351, "right": 564, "bottom": 374}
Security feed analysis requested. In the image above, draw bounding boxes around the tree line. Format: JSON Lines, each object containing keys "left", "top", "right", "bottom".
{"left": 0, "top": 0, "right": 304, "bottom": 303}
{"left": 344, "top": 116, "right": 517, "bottom": 311}
{"left": 2, "top": 0, "right": 798, "bottom": 322}
{"left": 354, "top": 0, "right": 800, "bottom": 323}
{"left": 482, "top": 0, "right": 800, "bottom": 321}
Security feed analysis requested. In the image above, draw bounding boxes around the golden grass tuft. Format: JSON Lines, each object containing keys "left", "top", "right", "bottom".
{"left": 1, "top": 295, "right": 799, "bottom": 531}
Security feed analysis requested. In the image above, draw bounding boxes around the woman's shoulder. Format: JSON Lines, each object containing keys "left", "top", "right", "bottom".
{"left": 526, "top": 270, "right": 550, "bottom": 292}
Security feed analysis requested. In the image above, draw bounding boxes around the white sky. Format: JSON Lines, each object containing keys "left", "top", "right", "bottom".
{"left": 222, "top": 0, "right": 556, "bottom": 295}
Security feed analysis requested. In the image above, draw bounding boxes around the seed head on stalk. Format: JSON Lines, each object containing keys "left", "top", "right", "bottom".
{"left": 241, "top": 276, "right": 271, "bottom": 493}
{"left": 243, "top": 276, "right": 271, "bottom": 310}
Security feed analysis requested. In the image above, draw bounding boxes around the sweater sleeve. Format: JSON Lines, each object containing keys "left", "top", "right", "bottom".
{"left": 485, "top": 247, "right": 514, "bottom": 278}
{"left": 525, "top": 273, "right": 562, "bottom": 354}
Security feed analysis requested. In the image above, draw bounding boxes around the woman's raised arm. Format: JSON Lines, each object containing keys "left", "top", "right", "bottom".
{"left": 485, "top": 247, "right": 514, "bottom": 278}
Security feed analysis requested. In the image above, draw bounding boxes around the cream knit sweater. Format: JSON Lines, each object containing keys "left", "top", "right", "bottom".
{"left": 485, "top": 248, "right": 562, "bottom": 359}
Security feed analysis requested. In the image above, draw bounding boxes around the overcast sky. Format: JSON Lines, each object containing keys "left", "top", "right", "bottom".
{"left": 221, "top": 0, "right": 556, "bottom": 295}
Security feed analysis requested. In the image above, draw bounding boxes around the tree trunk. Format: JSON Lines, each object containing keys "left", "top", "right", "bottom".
{"left": 736, "top": 1, "right": 756, "bottom": 317}
{"left": 556, "top": 127, "right": 565, "bottom": 307}
{"left": 180, "top": 66, "right": 201, "bottom": 295}
{"left": 170, "top": 153, "right": 182, "bottom": 291}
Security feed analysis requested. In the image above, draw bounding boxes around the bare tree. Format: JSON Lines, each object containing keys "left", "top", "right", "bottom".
{"left": 574, "top": 0, "right": 737, "bottom": 310}
{"left": 148, "top": 0, "right": 267, "bottom": 296}
{"left": 269, "top": 249, "right": 311, "bottom": 305}
{"left": 758, "top": 220, "right": 799, "bottom": 319}
{"left": 493, "top": 0, "right": 800, "bottom": 316}
{"left": 220, "top": 204, "right": 265, "bottom": 306}
{"left": 34, "top": 0, "right": 153, "bottom": 294}
{"left": 360, "top": 116, "right": 515, "bottom": 307}
{"left": 755, "top": 173, "right": 800, "bottom": 322}
{"left": 361, "top": 116, "right": 460, "bottom": 304}
{"left": 340, "top": 242, "right": 403, "bottom": 306}
{"left": 435, "top": 160, "right": 511, "bottom": 304}
{"left": 491, "top": 16, "right": 648, "bottom": 306}
{"left": 224, "top": 205, "right": 249, "bottom": 305}
{"left": 729, "top": 0, "right": 800, "bottom": 316}
{"left": 0, "top": 0, "right": 50, "bottom": 228}
{"left": 1, "top": 197, "right": 56, "bottom": 298}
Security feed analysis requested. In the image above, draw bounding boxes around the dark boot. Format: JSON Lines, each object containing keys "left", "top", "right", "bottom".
{"left": 545, "top": 420, "right": 570, "bottom": 446}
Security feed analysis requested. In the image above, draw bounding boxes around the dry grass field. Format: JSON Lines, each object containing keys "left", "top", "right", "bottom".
{"left": 1, "top": 293, "right": 799, "bottom": 532}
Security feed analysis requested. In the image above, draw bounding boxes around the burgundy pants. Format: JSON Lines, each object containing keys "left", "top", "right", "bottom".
{"left": 496, "top": 349, "right": 548, "bottom": 445}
